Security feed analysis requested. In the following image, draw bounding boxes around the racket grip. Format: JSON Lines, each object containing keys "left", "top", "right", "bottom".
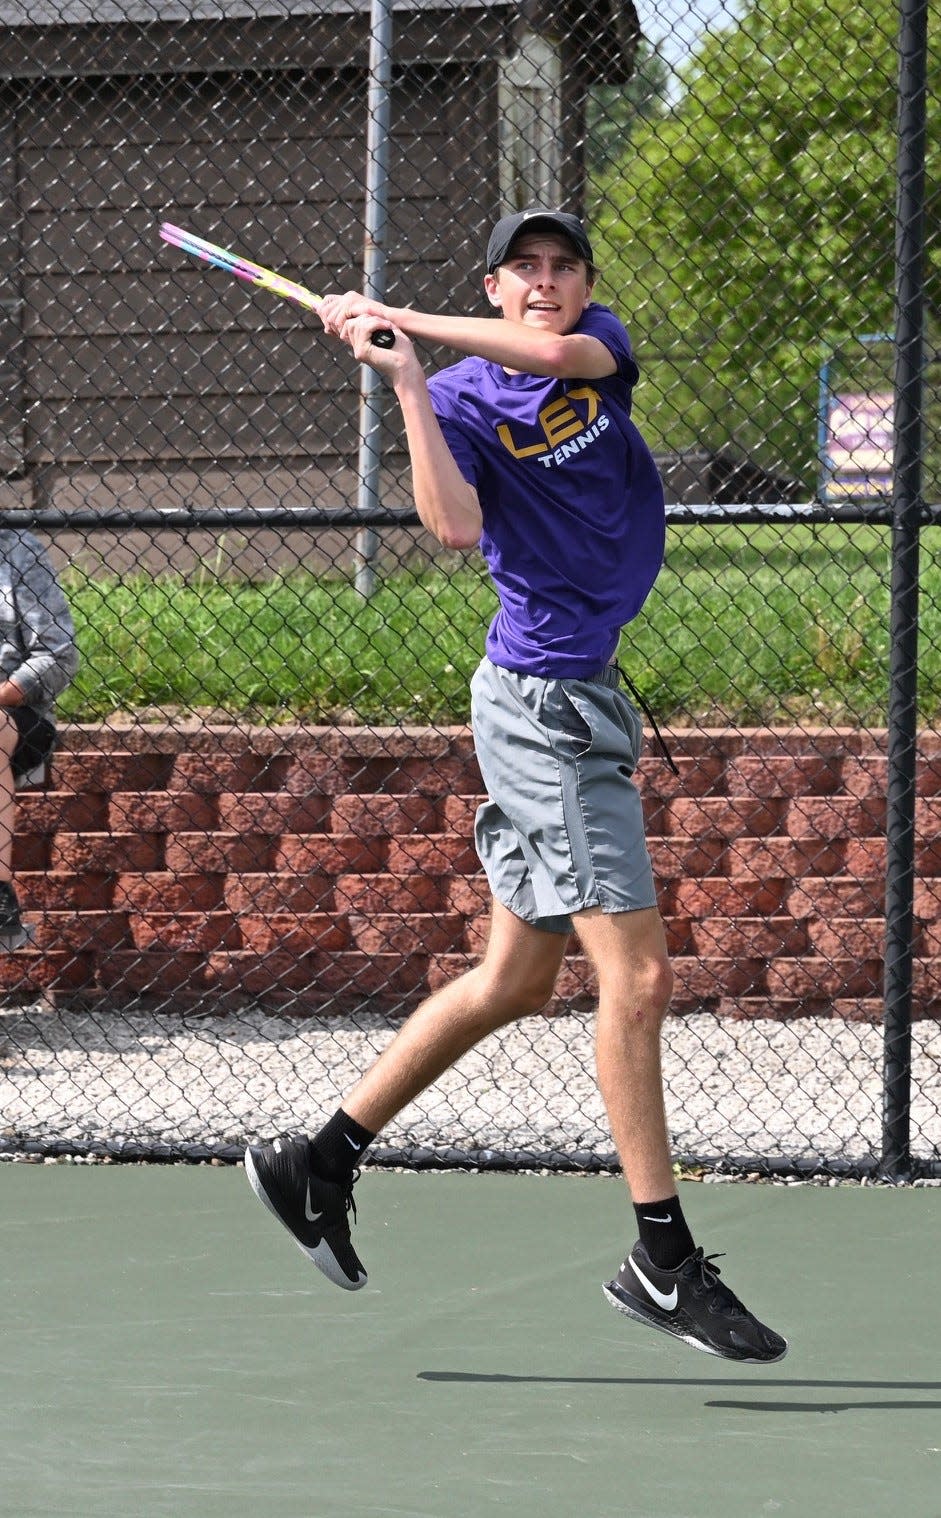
{"left": 372, "top": 328, "right": 396, "bottom": 349}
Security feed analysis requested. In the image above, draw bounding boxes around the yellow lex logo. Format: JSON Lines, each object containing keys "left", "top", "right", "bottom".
{"left": 496, "top": 386, "right": 603, "bottom": 459}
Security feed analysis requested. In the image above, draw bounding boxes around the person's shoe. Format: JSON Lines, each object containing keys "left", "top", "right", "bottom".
{"left": 244, "top": 1134, "right": 366, "bottom": 1289}
{"left": 0, "top": 880, "right": 33, "bottom": 951}
{"left": 603, "top": 1243, "right": 787, "bottom": 1363}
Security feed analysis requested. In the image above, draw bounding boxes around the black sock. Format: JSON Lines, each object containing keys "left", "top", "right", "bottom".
{"left": 633, "top": 1195, "right": 696, "bottom": 1270}
{"left": 309, "top": 1108, "right": 376, "bottom": 1184}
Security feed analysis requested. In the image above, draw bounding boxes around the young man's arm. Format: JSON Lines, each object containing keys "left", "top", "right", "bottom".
{"left": 341, "top": 319, "right": 482, "bottom": 551}
{"left": 317, "top": 295, "right": 615, "bottom": 381}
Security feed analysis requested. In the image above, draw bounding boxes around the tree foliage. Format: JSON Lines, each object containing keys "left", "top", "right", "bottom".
{"left": 590, "top": 0, "right": 940, "bottom": 494}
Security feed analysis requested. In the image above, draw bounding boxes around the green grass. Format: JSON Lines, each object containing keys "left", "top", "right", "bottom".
{"left": 57, "top": 523, "right": 941, "bottom": 727}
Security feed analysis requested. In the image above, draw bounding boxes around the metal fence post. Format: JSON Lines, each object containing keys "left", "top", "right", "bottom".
{"left": 882, "top": 0, "right": 928, "bottom": 1179}
{"left": 354, "top": 0, "right": 393, "bottom": 599}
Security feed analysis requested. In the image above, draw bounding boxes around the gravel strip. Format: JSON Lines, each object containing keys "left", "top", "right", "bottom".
{"left": 2, "top": 1005, "right": 939, "bottom": 1168}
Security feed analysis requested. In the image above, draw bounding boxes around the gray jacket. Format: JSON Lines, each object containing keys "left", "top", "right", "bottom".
{"left": 0, "top": 529, "right": 79, "bottom": 724}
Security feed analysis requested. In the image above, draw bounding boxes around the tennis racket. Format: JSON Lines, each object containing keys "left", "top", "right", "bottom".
{"left": 159, "top": 222, "right": 396, "bottom": 348}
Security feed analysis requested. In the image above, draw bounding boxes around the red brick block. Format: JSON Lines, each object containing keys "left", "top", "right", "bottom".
{"left": 348, "top": 913, "right": 465, "bottom": 955}
{"left": 765, "top": 957, "right": 882, "bottom": 999}
{"left": 114, "top": 873, "right": 224, "bottom": 911}
{"left": 164, "top": 833, "right": 273, "bottom": 873}
{"left": 670, "top": 957, "right": 768, "bottom": 999}
{"left": 647, "top": 836, "right": 728, "bottom": 879}
{"left": 129, "top": 912, "right": 241, "bottom": 952}
{"left": 634, "top": 756, "right": 725, "bottom": 800}
{"left": 110, "top": 792, "right": 218, "bottom": 833}
{"left": 168, "top": 752, "right": 270, "bottom": 794}
{"left": 28, "top": 911, "right": 130, "bottom": 952}
{"left": 238, "top": 914, "right": 350, "bottom": 954}
{"left": 917, "top": 758, "right": 941, "bottom": 796}
{"left": 843, "top": 839, "right": 886, "bottom": 879}
{"left": 274, "top": 834, "right": 387, "bottom": 874}
{"left": 11, "top": 834, "right": 50, "bottom": 871}
{"left": 207, "top": 949, "right": 428, "bottom": 999}
{"left": 667, "top": 797, "right": 785, "bottom": 839}
{"left": 788, "top": 877, "right": 885, "bottom": 921}
{"left": 808, "top": 918, "right": 890, "bottom": 961}
{"left": 725, "top": 755, "right": 844, "bottom": 797}
{"left": 841, "top": 756, "right": 889, "bottom": 798}
{"left": 462, "top": 914, "right": 491, "bottom": 954}
{"left": 393, "top": 756, "right": 485, "bottom": 795}
{"left": 0, "top": 950, "right": 96, "bottom": 990}
{"left": 334, "top": 872, "right": 445, "bottom": 914}
{"left": 549, "top": 957, "right": 597, "bottom": 1005}
{"left": 329, "top": 794, "right": 438, "bottom": 836}
{"left": 425, "top": 951, "right": 479, "bottom": 990}
{"left": 441, "top": 795, "right": 486, "bottom": 833}
{"left": 663, "top": 916, "right": 694, "bottom": 954}
{"left": 914, "top": 922, "right": 941, "bottom": 958}
{"left": 283, "top": 754, "right": 358, "bottom": 796}
{"left": 830, "top": 999, "right": 885, "bottom": 1023}
{"left": 50, "top": 832, "right": 163, "bottom": 872}
{"left": 729, "top": 838, "right": 845, "bottom": 879}
{"left": 16, "top": 793, "right": 110, "bottom": 834}
{"left": 786, "top": 796, "right": 886, "bottom": 839}
{"left": 217, "top": 793, "right": 329, "bottom": 834}
{"left": 386, "top": 835, "right": 480, "bottom": 876}
{"left": 689, "top": 917, "right": 808, "bottom": 959}
{"left": 743, "top": 729, "right": 867, "bottom": 758}
{"left": 916, "top": 839, "right": 941, "bottom": 877}
{"left": 96, "top": 951, "right": 208, "bottom": 996}
{"left": 16, "top": 872, "right": 113, "bottom": 910}
{"left": 917, "top": 798, "right": 941, "bottom": 835}
{"left": 205, "top": 949, "right": 323, "bottom": 996}
{"left": 912, "top": 959, "right": 941, "bottom": 1011}
{"left": 717, "top": 996, "right": 833, "bottom": 1021}
{"left": 445, "top": 875, "right": 491, "bottom": 915}
{"left": 915, "top": 881, "right": 941, "bottom": 921}
{"left": 224, "top": 873, "right": 334, "bottom": 913}
{"left": 48, "top": 753, "right": 173, "bottom": 792}
{"left": 674, "top": 877, "right": 788, "bottom": 918}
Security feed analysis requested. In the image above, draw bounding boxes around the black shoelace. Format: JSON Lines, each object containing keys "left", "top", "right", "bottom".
{"left": 684, "top": 1249, "right": 748, "bottom": 1319}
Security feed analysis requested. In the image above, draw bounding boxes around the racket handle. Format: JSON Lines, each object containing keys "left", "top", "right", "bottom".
{"left": 372, "top": 328, "right": 395, "bottom": 349}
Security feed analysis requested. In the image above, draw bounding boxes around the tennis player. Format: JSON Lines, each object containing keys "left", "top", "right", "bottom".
{"left": 245, "top": 208, "right": 786, "bottom": 1363}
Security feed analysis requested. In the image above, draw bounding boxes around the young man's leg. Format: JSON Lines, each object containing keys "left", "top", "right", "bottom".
{"left": 0, "top": 711, "right": 29, "bottom": 950}
{"left": 245, "top": 900, "right": 568, "bottom": 1286}
{"left": 574, "top": 904, "right": 787, "bottom": 1364}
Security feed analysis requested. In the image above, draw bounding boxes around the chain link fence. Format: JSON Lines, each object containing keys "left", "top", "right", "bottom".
{"left": 0, "top": 0, "right": 938, "bottom": 1177}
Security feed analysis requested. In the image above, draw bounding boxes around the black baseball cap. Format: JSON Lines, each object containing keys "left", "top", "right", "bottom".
{"left": 486, "top": 208, "right": 594, "bottom": 273}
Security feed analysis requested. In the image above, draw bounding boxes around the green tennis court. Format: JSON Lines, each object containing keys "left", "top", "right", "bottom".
{"left": 3, "top": 1165, "right": 940, "bottom": 1518}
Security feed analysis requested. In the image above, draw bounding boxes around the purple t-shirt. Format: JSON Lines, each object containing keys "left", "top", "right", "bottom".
{"left": 426, "top": 303, "right": 665, "bottom": 678}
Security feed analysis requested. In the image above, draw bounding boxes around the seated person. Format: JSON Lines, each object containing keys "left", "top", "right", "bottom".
{"left": 0, "top": 528, "right": 79, "bottom": 950}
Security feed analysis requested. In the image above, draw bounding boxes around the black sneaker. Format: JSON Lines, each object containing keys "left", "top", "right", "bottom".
{"left": 603, "top": 1243, "right": 787, "bottom": 1363}
{"left": 0, "top": 880, "right": 32, "bottom": 951}
{"left": 244, "top": 1135, "right": 366, "bottom": 1289}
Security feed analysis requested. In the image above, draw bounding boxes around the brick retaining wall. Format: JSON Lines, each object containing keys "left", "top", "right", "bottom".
{"left": 4, "top": 721, "right": 938, "bottom": 1021}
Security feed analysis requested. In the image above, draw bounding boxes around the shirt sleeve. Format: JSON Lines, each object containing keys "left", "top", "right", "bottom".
{"left": 577, "top": 303, "right": 640, "bottom": 386}
{"left": 426, "top": 373, "right": 482, "bottom": 491}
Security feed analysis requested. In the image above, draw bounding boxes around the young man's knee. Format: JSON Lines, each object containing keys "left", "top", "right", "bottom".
{"left": 602, "top": 954, "right": 673, "bottom": 1025}
{"left": 475, "top": 966, "right": 559, "bottom": 1023}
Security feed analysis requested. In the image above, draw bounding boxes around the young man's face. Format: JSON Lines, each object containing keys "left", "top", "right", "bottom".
{"left": 484, "top": 234, "right": 594, "bottom": 333}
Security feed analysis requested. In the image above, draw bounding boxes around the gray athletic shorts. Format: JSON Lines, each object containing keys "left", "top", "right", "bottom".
{"left": 470, "top": 657, "right": 657, "bottom": 934}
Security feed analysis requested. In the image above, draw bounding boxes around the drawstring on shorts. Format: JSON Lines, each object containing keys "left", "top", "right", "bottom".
{"left": 615, "top": 664, "right": 679, "bottom": 776}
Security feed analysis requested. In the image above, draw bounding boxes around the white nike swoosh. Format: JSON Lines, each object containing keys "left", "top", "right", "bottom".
{"left": 304, "top": 1183, "right": 323, "bottom": 1223}
{"left": 344, "top": 1135, "right": 363, "bottom": 1150}
{"left": 641, "top": 1214, "right": 673, "bottom": 1224}
{"left": 630, "top": 1258, "right": 679, "bottom": 1311}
